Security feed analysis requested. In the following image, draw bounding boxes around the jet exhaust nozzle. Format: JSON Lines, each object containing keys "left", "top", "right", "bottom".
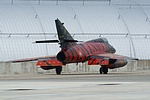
{"left": 57, "top": 51, "right": 66, "bottom": 62}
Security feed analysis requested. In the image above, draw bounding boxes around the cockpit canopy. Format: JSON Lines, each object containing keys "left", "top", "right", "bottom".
{"left": 87, "top": 38, "right": 109, "bottom": 43}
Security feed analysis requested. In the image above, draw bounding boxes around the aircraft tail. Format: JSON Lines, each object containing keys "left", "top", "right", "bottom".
{"left": 55, "top": 19, "right": 77, "bottom": 49}
{"left": 34, "top": 19, "right": 78, "bottom": 49}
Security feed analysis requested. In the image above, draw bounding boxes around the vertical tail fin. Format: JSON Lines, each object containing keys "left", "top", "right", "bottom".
{"left": 55, "top": 19, "right": 77, "bottom": 49}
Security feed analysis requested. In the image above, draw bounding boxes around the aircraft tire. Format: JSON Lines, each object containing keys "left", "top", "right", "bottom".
{"left": 56, "top": 66, "right": 62, "bottom": 75}
{"left": 99, "top": 67, "right": 108, "bottom": 74}
{"left": 99, "top": 68, "right": 103, "bottom": 74}
{"left": 103, "top": 67, "right": 108, "bottom": 74}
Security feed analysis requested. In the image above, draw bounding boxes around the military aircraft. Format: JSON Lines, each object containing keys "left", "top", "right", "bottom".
{"left": 11, "top": 19, "right": 138, "bottom": 74}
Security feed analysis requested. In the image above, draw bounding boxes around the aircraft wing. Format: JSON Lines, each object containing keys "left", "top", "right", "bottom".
{"left": 89, "top": 53, "right": 138, "bottom": 61}
{"left": 8, "top": 56, "right": 57, "bottom": 63}
{"left": 88, "top": 53, "right": 138, "bottom": 65}
{"left": 8, "top": 55, "right": 63, "bottom": 67}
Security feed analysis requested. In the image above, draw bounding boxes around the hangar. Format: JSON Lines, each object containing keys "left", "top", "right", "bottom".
{"left": 0, "top": 0, "right": 150, "bottom": 74}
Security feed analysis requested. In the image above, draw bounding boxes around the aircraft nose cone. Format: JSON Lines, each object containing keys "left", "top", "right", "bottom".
{"left": 108, "top": 45, "right": 116, "bottom": 53}
{"left": 112, "top": 47, "right": 116, "bottom": 53}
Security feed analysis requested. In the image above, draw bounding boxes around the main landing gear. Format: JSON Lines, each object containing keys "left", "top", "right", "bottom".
{"left": 55, "top": 66, "right": 62, "bottom": 75}
{"left": 99, "top": 66, "right": 108, "bottom": 74}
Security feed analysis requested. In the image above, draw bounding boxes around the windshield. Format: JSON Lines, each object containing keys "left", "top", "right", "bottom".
{"left": 93, "top": 38, "right": 109, "bottom": 43}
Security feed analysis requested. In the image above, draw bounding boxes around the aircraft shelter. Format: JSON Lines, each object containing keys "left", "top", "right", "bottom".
{"left": 0, "top": 0, "right": 150, "bottom": 73}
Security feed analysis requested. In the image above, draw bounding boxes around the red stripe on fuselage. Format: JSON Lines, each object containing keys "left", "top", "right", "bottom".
{"left": 81, "top": 44, "right": 90, "bottom": 57}
{"left": 67, "top": 49, "right": 73, "bottom": 62}
{"left": 78, "top": 44, "right": 87, "bottom": 61}
{"left": 84, "top": 43, "right": 91, "bottom": 54}
{"left": 90, "top": 43, "right": 99, "bottom": 52}
{"left": 87, "top": 43, "right": 95, "bottom": 53}
{"left": 74, "top": 46, "right": 81, "bottom": 61}
{"left": 85, "top": 42, "right": 108, "bottom": 54}
{"left": 95, "top": 43, "right": 101, "bottom": 51}
{"left": 61, "top": 42, "right": 109, "bottom": 64}
{"left": 71, "top": 48, "right": 78, "bottom": 62}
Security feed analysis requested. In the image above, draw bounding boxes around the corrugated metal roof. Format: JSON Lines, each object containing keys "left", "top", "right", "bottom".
{"left": 0, "top": 0, "right": 150, "bottom": 61}
{"left": 116, "top": 6, "right": 150, "bottom": 34}
{"left": 132, "top": 36, "right": 150, "bottom": 59}
{"left": 0, "top": 5, "right": 43, "bottom": 33}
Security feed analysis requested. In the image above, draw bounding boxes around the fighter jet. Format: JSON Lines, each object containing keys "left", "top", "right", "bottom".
{"left": 11, "top": 19, "right": 138, "bottom": 74}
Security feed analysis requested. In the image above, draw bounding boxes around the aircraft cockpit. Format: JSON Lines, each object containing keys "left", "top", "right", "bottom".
{"left": 93, "top": 38, "right": 109, "bottom": 43}
{"left": 86, "top": 37, "right": 109, "bottom": 44}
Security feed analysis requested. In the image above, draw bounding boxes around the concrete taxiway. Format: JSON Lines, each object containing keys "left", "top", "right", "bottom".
{"left": 0, "top": 70, "right": 150, "bottom": 100}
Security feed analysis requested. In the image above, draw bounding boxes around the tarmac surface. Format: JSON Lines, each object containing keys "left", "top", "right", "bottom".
{"left": 0, "top": 70, "right": 150, "bottom": 100}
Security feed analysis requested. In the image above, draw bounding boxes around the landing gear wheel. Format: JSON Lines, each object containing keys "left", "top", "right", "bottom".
{"left": 56, "top": 66, "right": 62, "bottom": 75}
{"left": 103, "top": 67, "right": 108, "bottom": 74}
{"left": 100, "top": 68, "right": 103, "bottom": 74}
{"left": 99, "top": 67, "right": 108, "bottom": 74}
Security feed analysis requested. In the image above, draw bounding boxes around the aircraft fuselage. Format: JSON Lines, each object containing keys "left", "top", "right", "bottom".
{"left": 57, "top": 38, "right": 116, "bottom": 64}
